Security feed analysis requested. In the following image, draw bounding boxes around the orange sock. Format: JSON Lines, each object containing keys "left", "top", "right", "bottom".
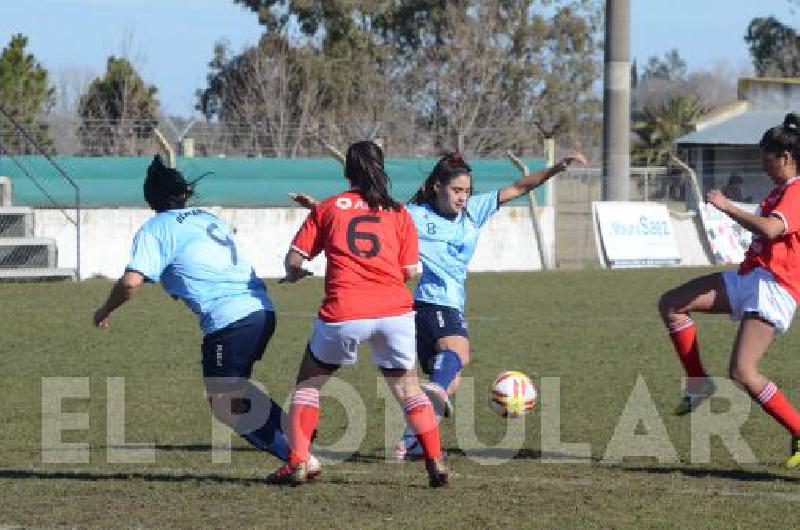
{"left": 403, "top": 393, "right": 442, "bottom": 460}
{"left": 288, "top": 387, "right": 320, "bottom": 465}
{"left": 757, "top": 382, "right": 800, "bottom": 437}
{"left": 667, "top": 318, "right": 707, "bottom": 378}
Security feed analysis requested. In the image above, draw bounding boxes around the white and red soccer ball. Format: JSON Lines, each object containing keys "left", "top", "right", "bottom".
{"left": 488, "top": 371, "right": 537, "bottom": 418}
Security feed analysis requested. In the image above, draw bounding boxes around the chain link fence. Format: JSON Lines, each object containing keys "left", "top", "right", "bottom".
{"left": 6, "top": 112, "right": 714, "bottom": 275}
{"left": 553, "top": 167, "right": 688, "bottom": 269}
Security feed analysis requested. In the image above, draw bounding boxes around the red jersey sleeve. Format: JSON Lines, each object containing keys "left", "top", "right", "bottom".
{"left": 772, "top": 182, "right": 800, "bottom": 235}
{"left": 397, "top": 207, "right": 419, "bottom": 267}
{"left": 291, "top": 206, "right": 325, "bottom": 258}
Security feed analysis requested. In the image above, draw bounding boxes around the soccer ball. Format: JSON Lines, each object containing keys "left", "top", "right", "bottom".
{"left": 488, "top": 371, "right": 537, "bottom": 418}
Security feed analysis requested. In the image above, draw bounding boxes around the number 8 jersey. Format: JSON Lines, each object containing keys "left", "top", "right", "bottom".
{"left": 126, "top": 208, "right": 273, "bottom": 334}
{"left": 291, "top": 190, "right": 419, "bottom": 323}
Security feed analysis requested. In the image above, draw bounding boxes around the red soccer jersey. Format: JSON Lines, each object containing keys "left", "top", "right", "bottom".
{"left": 291, "top": 190, "right": 419, "bottom": 322}
{"left": 739, "top": 177, "right": 800, "bottom": 301}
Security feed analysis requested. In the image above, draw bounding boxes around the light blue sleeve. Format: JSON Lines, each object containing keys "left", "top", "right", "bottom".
{"left": 466, "top": 191, "right": 499, "bottom": 227}
{"left": 126, "top": 227, "right": 170, "bottom": 282}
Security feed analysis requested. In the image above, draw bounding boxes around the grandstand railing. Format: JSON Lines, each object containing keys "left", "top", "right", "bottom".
{"left": 0, "top": 107, "right": 81, "bottom": 280}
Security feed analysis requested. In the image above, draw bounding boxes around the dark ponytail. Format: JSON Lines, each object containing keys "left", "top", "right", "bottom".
{"left": 144, "top": 155, "right": 195, "bottom": 212}
{"left": 345, "top": 141, "right": 401, "bottom": 211}
{"left": 410, "top": 152, "right": 473, "bottom": 205}
{"left": 759, "top": 112, "right": 800, "bottom": 161}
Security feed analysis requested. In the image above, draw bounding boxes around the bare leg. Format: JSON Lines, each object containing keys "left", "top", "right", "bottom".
{"left": 728, "top": 314, "right": 774, "bottom": 398}
{"left": 658, "top": 272, "right": 732, "bottom": 324}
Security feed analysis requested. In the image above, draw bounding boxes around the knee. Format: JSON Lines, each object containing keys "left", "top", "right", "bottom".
{"left": 657, "top": 291, "right": 675, "bottom": 318}
{"left": 458, "top": 349, "right": 470, "bottom": 366}
{"left": 448, "top": 373, "right": 461, "bottom": 394}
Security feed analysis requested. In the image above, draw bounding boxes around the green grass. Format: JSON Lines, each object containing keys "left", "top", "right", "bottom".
{"left": 2, "top": 268, "right": 800, "bottom": 528}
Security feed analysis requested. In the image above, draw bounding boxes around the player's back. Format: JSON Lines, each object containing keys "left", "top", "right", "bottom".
{"left": 292, "top": 190, "right": 418, "bottom": 322}
{"left": 133, "top": 208, "right": 271, "bottom": 332}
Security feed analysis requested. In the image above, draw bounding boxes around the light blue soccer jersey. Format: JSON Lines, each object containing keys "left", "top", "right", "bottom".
{"left": 126, "top": 208, "right": 273, "bottom": 334}
{"left": 407, "top": 191, "right": 499, "bottom": 311}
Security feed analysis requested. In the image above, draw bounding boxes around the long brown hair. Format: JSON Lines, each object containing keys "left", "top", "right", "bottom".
{"left": 345, "top": 141, "right": 401, "bottom": 211}
{"left": 409, "top": 152, "right": 472, "bottom": 206}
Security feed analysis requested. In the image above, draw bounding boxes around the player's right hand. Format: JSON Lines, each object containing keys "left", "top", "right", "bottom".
{"left": 289, "top": 192, "right": 319, "bottom": 210}
{"left": 279, "top": 267, "right": 313, "bottom": 283}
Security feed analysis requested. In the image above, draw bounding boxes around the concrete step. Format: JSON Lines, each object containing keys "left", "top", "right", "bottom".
{"left": 0, "top": 206, "right": 34, "bottom": 237}
{"left": 0, "top": 237, "right": 57, "bottom": 269}
{"left": 0, "top": 177, "right": 10, "bottom": 207}
{"left": 0, "top": 267, "right": 75, "bottom": 282}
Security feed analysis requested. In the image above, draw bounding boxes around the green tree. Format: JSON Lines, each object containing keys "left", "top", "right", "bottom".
{"left": 641, "top": 49, "right": 688, "bottom": 83}
{"left": 197, "top": 35, "right": 326, "bottom": 157}
{"left": 745, "top": 16, "right": 800, "bottom": 77}
{"left": 223, "top": 0, "right": 602, "bottom": 155}
{"left": 631, "top": 95, "right": 707, "bottom": 166}
{"left": 0, "top": 34, "right": 54, "bottom": 153}
{"left": 77, "top": 56, "right": 159, "bottom": 156}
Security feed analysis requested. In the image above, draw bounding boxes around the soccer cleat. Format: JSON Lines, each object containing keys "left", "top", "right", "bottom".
{"left": 674, "top": 378, "right": 717, "bottom": 416}
{"left": 307, "top": 454, "right": 322, "bottom": 480}
{"left": 266, "top": 461, "right": 308, "bottom": 486}
{"left": 785, "top": 436, "right": 800, "bottom": 469}
{"left": 425, "top": 458, "right": 449, "bottom": 488}
{"left": 421, "top": 381, "right": 453, "bottom": 418}
{"left": 394, "top": 437, "right": 424, "bottom": 461}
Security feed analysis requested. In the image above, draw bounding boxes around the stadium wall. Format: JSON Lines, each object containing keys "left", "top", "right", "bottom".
{"left": 34, "top": 206, "right": 555, "bottom": 279}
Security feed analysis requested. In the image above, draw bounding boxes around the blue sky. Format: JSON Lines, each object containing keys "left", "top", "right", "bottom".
{"left": 1, "top": 0, "right": 798, "bottom": 116}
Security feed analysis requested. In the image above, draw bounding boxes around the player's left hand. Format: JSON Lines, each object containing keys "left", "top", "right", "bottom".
{"left": 93, "top": 307, "right": 110, "bottom": 328}
{"left": 289, "top": 193, "right": 319, "bottom": 210}
{"left": 561, "top": 151, "right": 588, "bottom": 169}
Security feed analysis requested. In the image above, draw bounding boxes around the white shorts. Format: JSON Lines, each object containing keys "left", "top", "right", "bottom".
{"left": 723, "top": 267, "right": 797, "bottom": 334}
{"left": 308, "top": 312, "right": 416, "bottom": 370}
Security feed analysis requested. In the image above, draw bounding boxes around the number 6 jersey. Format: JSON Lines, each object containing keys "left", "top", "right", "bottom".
{"left": 291, "top": 190, "right": 419, "bottom": 323}
{"left": 126, "top": 208, "right": 273, "bottom": 334}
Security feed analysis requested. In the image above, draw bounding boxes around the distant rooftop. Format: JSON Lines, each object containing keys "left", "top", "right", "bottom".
{"left": 677, "top": 110, "right": 788, "bottom": 146}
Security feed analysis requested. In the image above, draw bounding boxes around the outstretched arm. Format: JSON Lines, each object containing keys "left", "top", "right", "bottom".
{"left": 498, "top": 151, "right": 588, "bottom": 204}
{"left": 93, "top": 270, "right": 145, "bottom": 327}
{"left": 706, "top": 189, "right": 784, "bottom": 240}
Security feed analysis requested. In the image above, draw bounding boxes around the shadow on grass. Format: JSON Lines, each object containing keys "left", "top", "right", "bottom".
{"left": 0, "top": 466, "right": 424, "bottom": 489}
{"left": 445, "top": 447, "right": 604, "bottom": 462}
{"left": 0, "top": 468, "right": 267, "bottom": 486}
{"left": 619, "top": 464, "right": 800, "bottom": 484}
{"left": 105, "top": 444, "right": 257, "bottom": 452}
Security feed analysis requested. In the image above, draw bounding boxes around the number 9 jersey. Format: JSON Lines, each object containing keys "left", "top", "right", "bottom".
{"left": 126, "top": 208, "right": 273, "bottom": 335}
{"left": 291, "top": 190, "right": 419, "bottom": 323}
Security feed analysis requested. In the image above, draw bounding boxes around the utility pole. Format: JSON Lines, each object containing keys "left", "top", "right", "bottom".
{"left": 602, "top": 0, "right": 630, "bottom": 200}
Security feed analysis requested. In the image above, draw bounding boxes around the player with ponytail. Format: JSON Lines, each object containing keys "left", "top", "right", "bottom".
{"left": 396, "top": 149, "right": 586, "bottom": 459}
{"left": 658, "top": 112, "right": 800, "bottom": 467}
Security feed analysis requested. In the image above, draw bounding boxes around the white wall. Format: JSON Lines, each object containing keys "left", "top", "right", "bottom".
{"left": 670, "top": 213, "right": 711, "bottom": 266}
{"left": 34, "top": 206, "right": 555, "bottom": 279}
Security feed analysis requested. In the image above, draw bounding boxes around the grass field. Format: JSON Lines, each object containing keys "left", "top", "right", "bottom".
{"left": 2, "top": 267, "right": 800, "bottom": 528}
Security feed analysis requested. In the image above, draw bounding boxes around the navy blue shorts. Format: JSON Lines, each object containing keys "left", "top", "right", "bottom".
{"left": 415, "top": 301, "right": 469, "bottom": 374}
{"left": 201, "top": 310, "right": 276, "bottom": 389}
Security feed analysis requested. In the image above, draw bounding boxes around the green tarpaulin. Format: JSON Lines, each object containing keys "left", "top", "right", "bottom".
{"left": 0, "top": 156, "right": 547, "bottom": 208}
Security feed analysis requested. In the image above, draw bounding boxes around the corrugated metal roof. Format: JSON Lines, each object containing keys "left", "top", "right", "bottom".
{"left": 677, "top": 110, "right": 789, "bottom": 146}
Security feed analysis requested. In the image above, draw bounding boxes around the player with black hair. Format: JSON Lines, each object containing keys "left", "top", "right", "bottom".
{"left": 93, "top": 155, "right": 319, "bottom": 475}
{"left": 268, "top": 141, "right": 449, "bottom": 487}
{"left": 395, "top": 150, "right": 586, "bottom": 458}
{"left": 658, "top": 112, "right": 800, "bottom": 467}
